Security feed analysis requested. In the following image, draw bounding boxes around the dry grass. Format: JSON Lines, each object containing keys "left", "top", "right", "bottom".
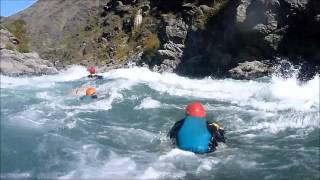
{"left": 196, "top": 0, "right": 227, "bottom": 29}
{"left": 5, "top": 43, "right": 15, "bottom": 51}
{"left": 143, "top": 33, "right": 160, "bottom": 59}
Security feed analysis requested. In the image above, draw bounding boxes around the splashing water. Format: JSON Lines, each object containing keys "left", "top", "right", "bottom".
{"left": 1, "top": 65, "right": 319, "bottom": 180}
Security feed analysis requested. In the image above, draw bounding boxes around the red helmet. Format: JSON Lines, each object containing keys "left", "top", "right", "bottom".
{"left": 87, "top": 67, "right": 96, "bottom": 74}
{"left": 185, "top": 102, "right": 206, "bottom": 118}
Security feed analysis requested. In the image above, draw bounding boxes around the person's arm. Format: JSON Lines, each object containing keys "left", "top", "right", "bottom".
{"left": 91, "top": 94, "right": 98, "bottom": 99}
{"left": 96, "top": 75, "right": 103, "bottom": 79}
{"left": 207, "top": 121, "right": 226, "bottom": 143}
{"left": 168, "top": 119, "right": 185, "bottom": 139}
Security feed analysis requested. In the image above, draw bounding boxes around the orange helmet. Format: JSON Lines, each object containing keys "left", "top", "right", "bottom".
{"left": 87, "top": 67, "right": 96, "bottom": 74}
{"left": 86, "top": 87, "right": 96, "bottom": 96}
{"left": 185, "top": 102, "right": 206, "bottom": 118}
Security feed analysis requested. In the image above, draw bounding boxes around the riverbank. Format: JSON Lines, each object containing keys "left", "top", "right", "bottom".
{"left": 1, "top": 0, "right": 319, "bottom": 80}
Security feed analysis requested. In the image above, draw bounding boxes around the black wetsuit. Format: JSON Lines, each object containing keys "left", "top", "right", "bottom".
{"left": 88, "top": 74, "right": 103, "bottom": 79}
{"left": 169, "top": 118, "right": 226, "bottom": 152}
{"left": 80, "top": 94, "right": 98, "bottom": 100}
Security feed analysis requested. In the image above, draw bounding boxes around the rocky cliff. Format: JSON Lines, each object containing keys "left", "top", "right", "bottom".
{"left": 177, "top": 0, "right": 320, "bottom": 78}
{"left": 1, "top": 0, "right": 319, "bottom": 79}
{"left": 0, "top": 26, "right": 57, "bottom": 76}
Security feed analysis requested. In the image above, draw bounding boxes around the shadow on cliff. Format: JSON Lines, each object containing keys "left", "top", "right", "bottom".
{"left": 176, "top": 0, "right": 319, "bottom": 79}
{"left": 176, "top": 0, "right": 244, "bottom": 78}
{"left": 278, "top": 0, "right": 320, "bottom": 80}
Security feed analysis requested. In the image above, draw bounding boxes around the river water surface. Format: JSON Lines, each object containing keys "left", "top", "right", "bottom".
{"left": 1, "top": 66, "right": 319, "bottom": 179}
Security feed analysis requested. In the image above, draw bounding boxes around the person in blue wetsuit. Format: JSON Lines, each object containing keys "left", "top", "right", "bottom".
{"left": 169, "top": 102, "right": 226, "bottom": 153}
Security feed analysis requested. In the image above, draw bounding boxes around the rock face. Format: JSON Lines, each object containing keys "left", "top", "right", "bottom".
{"left": 229, "top": 60, "right": 273, "bottom": 79}
{"left": 1, "top": 0, "right": 319, "bottom": 79}
{"left": 1, "top": 49, "right": 58, "bottom": 76}
{"left": 2, "top": 0, "right": 100, "bottom": 61}
{"left": 0, "top": 27, "right": 19, "bottom": 50}
{"left": 149, "top": 16, "right": 188, "bottom": 73}
{"left": 178, "top": 0, "right": 320, "bottom": 78}
{"left": 233, "top": 0, "right": 320, "bottom": 62}
{"left": 1, "top": 26, "right": 58, "bottom": 76}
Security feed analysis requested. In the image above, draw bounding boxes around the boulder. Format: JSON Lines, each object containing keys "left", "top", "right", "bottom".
{"left": 114, "top": 1, "right": 132, "bottom": 16}
{"left": 0, "top": 49, "right": 58, "bottom": 76}
{"left": 228, "top": 60, "right": 273, "bottom": 79}
{"left": 0, "top": 28, "right": 19, "bottom": 50}
{"left": 148, "top": 16, "right": 188, "bottom": 73}
{"left": 133, "top": 9, "right": 143, "bottom": 30}
{"left": 162, "top": 16, "right": 188, "bottom": 44}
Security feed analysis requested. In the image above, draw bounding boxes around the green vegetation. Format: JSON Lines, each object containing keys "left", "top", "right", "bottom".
{"left": 6, "top": 19, "right": 30, "bottom": 53}
{"left": 143, "top": 33, "right": 160, "bottom": 59}
{"left": 5, "top": 43, "right": 15, "bottom": 51}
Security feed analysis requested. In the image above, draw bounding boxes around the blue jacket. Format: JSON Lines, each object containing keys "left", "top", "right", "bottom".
{"left": 174, "top": 116, "right": 212, "bottom": 153}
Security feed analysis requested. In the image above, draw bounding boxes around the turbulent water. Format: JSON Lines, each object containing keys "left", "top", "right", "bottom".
{"left": 1, "top": 66, "right": 319, "bottom": 180}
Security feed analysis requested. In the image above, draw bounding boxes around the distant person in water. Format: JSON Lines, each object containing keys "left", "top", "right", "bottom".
{"left": 169, "top": 102, "right": 226, "bottom": 153}
{"left": 80, "top": 87, "right": 98, "bottom": 100}
{"left": 87, "top": 67, "right": 103, "bottom": 79}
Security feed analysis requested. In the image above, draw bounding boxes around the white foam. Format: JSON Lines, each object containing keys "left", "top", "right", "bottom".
{"left": 196, "top": 158, "right": 220, "bottom": 173}
{"left": 3, "top": 66, "right": 318, "bottom": 112}
{"left": 0, "top": 65, "right": 87, "bottom": 88}
{"left": 58, "top": 151, "right": 137, "bottom": 179}
{"left": 158, "top": 148, "right": 195, "bottom": 161}
{"left": 135, "top": 97, "right": 161, "bottom": 110}
{"left": 101, "top": 67, "right": 319, "bottom": 112}
{"left": 250, "top": 111, "right": 320, "bottom": 133}
{"left": 140, "top": 167, "right": 161, "bottom": 180}
{"left": 0, "top": 172, "right": 31, "bottom": 179}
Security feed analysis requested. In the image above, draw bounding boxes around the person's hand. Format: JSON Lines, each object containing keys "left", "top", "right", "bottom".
{"left": 217, "top": 128, "right": 226, "bottom": 143}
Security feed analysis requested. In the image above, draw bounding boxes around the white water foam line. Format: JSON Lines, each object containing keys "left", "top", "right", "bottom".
{"left": 2, "top": 66, "right": 319, "bottom": 112}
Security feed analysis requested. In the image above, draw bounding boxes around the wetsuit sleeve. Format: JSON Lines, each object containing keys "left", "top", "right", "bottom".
{"left": 207, "top": 121, "right": 226, "bottom": 143}
{"left": 168, "top": 119, "right": 185, "bottom": 139}
{"left": 207, "top": 121, "right": 218, "bottom": 152}
{"left": 91, "top": 95, "right": 98, "bottom": 99}
{"left": 206, "top": 121, "right": 217, "bottom": 135}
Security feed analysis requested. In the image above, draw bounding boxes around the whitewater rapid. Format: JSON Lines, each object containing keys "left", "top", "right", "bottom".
{"left": 1, "top": 66, "right": 319, "bottom": 179}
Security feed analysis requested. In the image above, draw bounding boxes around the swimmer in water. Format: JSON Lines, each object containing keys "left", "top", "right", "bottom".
{"left": 169, "top": 102, "right": 226, "bottom": 153}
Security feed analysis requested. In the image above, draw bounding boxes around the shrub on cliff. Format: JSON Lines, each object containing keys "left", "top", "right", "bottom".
{"left": 143, "top": 33, "right": 160, "bottom": 59}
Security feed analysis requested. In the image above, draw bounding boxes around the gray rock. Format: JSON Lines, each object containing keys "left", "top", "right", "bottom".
{"left": 163, "top": 19, "right": 188, "bottom": 44}
{"left": 236, "top": 0, "right": 251, "bottom": 23}
{"left": 157, "top": 49, "right": 179, "bottom": 60}
{"left": 199, "top": 5, "right": 214, "bottom": 13}
{"left": 182, "top": 3, "right": 196, "bottom": 10}
{"left": 163, "top": 43, "right": 184, "bottom": 54}
{"left": 229, "top": 60, "right": 273, "bottom": 79}
{"left": 0, "top": 49, "right": 58, "bottom": 76}
{"left": 0, "top": 27, "right": 19, "bottom": 50}
{"left": 283, "top": 0, "right": 308, "bottom": 10}
{"left": 114, "top": 1, "right": 131, "bottom": 15}
{"left": 141, "top": 4, "right": 150, "bottom": 16}
{"left": 102, "top": 32, "right": 114, "bottom": 41}
{"left": 149, "top": 17, "right": 188, "bottom": 73}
